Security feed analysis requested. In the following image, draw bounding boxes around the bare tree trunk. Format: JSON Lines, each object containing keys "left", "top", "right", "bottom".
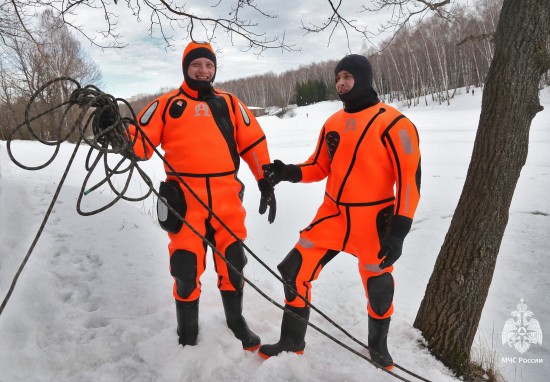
{"left": 419, "top": 29, "right": 439, "bottom": 104}
{"left": 414, "top": 0, "right": 550, "bottom": 377}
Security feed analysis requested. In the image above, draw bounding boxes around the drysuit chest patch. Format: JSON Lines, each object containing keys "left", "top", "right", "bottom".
{"left": 326, "top": 131, "right": 341, "bottom": 160}
{"left": 169, "top": 99, "right": 188, "bottom": 119}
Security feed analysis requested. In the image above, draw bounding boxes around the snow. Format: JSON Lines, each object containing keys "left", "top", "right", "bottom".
{"left": 1, "top": 86, "right": 549, "bottom": 382}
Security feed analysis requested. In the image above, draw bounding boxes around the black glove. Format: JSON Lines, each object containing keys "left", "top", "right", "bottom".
{"left": 377, "top": 215, "right": 412, "bottom": 269}
{"left": 258, "top": 178, "right": 276, "bottom": 224}
{"left": 377, "top": 235, "right": 404, "bottom": 269}
{"left": 93, "top": 105, "right": 118, "bottom": 145}
{"left": 99, "top": 106, "right": 118, "bottom": 129}
{"left": 93, "top": 104, "right": 137, "bottom": 158}
{"left": 262, "top": 159, "right": 302, "bottom": 186}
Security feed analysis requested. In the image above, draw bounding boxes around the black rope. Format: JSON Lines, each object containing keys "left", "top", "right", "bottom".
{"left": 0, "top": 140, "right": 82, "bottom": 315}
{"left": 130, "top": 94, "right": 431, "bottom": 382}
{"left": 2, "top": 77, "right": 430, "bottom": 382}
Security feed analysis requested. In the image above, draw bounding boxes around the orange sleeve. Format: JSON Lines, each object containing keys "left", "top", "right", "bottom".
{"left": 298, "top": 125, "right": 331, "bottom": 183}
{"left": 128, "top": 97, "right": 167, "bottom": 160}
{"left": 232, "top": 97, "right": 271, "bottom": 181}
{"left": 382, "top": 116, "right": 421, "bottom": 220}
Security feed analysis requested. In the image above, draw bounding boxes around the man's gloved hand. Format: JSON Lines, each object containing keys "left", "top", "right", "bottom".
{"left": 377, "top": 235, "right": 404, "bottom": 269}
{"left": 262, "top": 159, "right": 302, "bottom": 186}
{"left": 258, "top": 178, "right": 276, "bottom": 224}
{"left": 99, "top": 106, "right": 118, "bottom": 129}
{"left": 93, "top": 105, "right": 119, "bottom": 145}
{"left": 377, "top": 215, "right": 412, "bottom": 269}
{"left": 93, "top": 104, "right": 137, "bottom": 159}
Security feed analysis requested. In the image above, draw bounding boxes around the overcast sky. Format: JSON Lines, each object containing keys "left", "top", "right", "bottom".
{"left": 73, "top": 1, "right": 467, "bottom": 99}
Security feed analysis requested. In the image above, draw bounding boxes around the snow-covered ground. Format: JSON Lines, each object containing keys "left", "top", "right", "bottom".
{"left": 0, "top": 86, "right": 548, "bottom": 381}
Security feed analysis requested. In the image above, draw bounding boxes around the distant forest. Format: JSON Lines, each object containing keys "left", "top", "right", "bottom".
{"left": 215, "top": 0, "right": 549, "bottom": 110}
{"left": 2, "top": 0, "right": 549, "bottom": 140}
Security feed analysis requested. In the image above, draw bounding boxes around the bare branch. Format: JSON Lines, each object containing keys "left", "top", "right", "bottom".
{"left": 457, "top": 32, "right": 494, "bottom": 46}
{"left": 153, "top": 0, "right": 294, "bottom": 54}
{"left": 364, "top": 0, "right": 454, "bottom": 32}
{"left": 301, "top": 0, "right": 370, "bottom": 52}
{"left": 361, "top": 0, "right": 456, "bottom": 53}
{"left": 7, "top": 0, "right": 40, "bottom": 45}
{"left": 298, "top": 0, "right": 455, "bottom": 54}
{"left": 2, "top": 0, "right": 296, "bottom": 53}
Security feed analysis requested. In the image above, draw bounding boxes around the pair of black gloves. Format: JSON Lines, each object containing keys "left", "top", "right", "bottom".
{"left": 257, "top": 159, "right": 303, "bottom": 224}
{"left": 261, "top": 160, "right": 411, "bottom": 269}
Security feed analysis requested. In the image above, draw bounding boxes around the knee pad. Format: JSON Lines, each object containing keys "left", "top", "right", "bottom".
{"left": 367, "top": 273, "right": 394, "bottom": 317}
{"left": 277, "top": 248, "right": 303, "bottom": 303}
{"left": 225, "top": 242, "right": 247, "bottom": 290}
{"left": 171, "top": 250, "right": 198, "bottom": 299}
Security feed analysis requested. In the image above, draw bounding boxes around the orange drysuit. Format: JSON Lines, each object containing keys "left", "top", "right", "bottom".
{"left": 280, "top": 103, "right": 421, "bottom": 319}
{"left": 130, "top": 71, "right": 271, "bottom": 303}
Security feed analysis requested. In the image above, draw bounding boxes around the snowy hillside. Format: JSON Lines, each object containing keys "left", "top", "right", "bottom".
{"left": 0, "top": 86, "right": 548, "bottom": 381}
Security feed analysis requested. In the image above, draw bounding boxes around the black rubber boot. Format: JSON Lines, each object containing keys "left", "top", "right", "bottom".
{"left": 176, "top": 299, "right": 199, "bottom": 346}
{"left": 368, "top": 316, "right": 394, "bottom": 369}
{"left": 258, "top": 305, "right": 310, "bottom": 359}
{"left": 220, "top": 290, "right": 261, "bottom": 351}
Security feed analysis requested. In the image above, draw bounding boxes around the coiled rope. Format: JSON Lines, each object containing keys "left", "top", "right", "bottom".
{"left": 1, "top": 77, "right": 431, "bottom": 382}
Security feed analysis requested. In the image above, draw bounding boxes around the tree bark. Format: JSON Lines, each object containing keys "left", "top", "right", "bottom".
{"left": 414, "top": 0, "right": 549, "bottom": 377}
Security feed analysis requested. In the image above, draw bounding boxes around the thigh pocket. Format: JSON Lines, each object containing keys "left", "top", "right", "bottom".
{"left": 157, "top": 180, "right": 187, "bottom": 233}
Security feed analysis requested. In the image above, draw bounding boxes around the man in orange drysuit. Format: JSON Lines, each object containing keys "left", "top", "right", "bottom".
{"left": 126, "top": 41, "right": 276, "bottom": 351}
{"left": 258, "top": 54, "right": 421, "bottom": 368}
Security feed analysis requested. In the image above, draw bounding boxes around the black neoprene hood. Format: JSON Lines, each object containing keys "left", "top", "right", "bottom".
{"left": 335, "top": 54, "right": 379, "bottom": 112}
{"left": 183, "top": 46, "right": 217, "bottom": 93}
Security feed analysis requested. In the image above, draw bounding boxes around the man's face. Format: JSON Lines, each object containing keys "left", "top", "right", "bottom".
{"left": 188, "top": 57, "right": 215, "bottom": 81}
{"left": 335, "top": 70, "right": 354, "bottom": 95}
